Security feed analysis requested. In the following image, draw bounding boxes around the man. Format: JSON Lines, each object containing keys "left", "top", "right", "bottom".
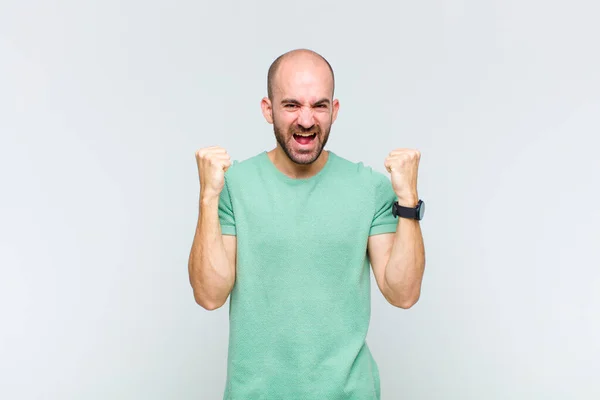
{"left": 189, "top": 48, "right": 426, "bottom": 400}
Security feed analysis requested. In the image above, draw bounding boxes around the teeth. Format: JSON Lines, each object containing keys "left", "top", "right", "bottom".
{"left": 296, "top": 133, "right": 315, "bottom": 137}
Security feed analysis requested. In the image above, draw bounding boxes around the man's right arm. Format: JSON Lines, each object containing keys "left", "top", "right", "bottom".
{"left": 188, "top": 195, "right": 237, "bottom": 310}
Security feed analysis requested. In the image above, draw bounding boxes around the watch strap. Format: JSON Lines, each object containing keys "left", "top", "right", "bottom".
{"left": 392, "top": 200, "right": 423, "bottom": 220}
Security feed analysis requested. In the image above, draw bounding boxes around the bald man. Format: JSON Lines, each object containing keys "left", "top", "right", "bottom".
{"left": 189, "top": 49, "right": 426, "bottom": 400}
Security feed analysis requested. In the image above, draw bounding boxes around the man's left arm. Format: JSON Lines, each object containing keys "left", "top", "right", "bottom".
{"left": 367, "top": 148, "right": 426, "bottom": 309}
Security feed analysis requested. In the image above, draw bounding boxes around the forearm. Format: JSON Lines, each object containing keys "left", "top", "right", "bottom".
{"left": 384, "top": 217, "right": 426, "bottom": 308}
{"left": 188, "top": 197, "right": 234, "bottom": 309}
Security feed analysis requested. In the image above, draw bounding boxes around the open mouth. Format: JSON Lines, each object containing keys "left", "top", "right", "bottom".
{"left": 293, "top": 133, "right": 317, "bottom": 145}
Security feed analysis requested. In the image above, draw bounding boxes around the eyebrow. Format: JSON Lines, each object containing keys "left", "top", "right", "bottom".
{"left": 281, "top": 98, "right": 331, "bottom": 106}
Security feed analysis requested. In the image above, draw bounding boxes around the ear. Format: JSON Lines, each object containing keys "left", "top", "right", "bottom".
{"left": 261, "top": 97, "right": 273, "bottom": 124}
{"left": 331, "top": 98, "right": 340, "bottom": 124}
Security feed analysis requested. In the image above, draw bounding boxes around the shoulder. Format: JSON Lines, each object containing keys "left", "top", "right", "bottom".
{"left": 223, "top": 151, "right": 265, "bottom": 181}
{"left": 330, "top": 151, "right": 390, "bottom": 188}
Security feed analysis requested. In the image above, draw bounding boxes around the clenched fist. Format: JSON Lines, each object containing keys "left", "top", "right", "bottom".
{"left": 195, "top": 146, "right": 232, "bottom": 200}
{"left": 384, "top": 148, "right": 421, "bottom": 207}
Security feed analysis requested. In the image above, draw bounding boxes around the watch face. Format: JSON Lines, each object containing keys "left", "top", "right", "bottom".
{"left": 418, "top": 200, "right": 425, "bottom": 219}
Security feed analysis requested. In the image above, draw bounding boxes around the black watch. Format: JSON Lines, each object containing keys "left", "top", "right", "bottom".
{"left": 392, "top": 199, "right": 425, "bottom": 220}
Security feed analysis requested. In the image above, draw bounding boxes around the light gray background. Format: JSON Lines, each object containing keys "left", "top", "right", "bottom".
{"left": 1, "top": 0, "right": 599, "bottom": 399}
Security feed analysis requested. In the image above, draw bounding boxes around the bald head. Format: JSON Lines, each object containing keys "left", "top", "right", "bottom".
{"left": 267, "top": 49, "right": 335, "bottom": 101}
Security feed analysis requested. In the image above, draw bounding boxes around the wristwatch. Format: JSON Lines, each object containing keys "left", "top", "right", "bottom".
{"left": 392, "top": 199, "right": 425, "bottom": 220}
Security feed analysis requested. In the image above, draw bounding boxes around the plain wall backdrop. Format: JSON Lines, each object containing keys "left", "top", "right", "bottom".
{"left": 1, "top": 0, "right": 599, "bottom": 399}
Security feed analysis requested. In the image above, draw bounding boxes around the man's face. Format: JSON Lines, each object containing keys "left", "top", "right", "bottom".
{"left": 264, "top": 59, "right": 339, "bottom": 165}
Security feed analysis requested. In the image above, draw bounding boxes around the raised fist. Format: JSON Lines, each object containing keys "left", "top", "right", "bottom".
{"left": 195, "top": 146, "right": 232, "bottom": 200}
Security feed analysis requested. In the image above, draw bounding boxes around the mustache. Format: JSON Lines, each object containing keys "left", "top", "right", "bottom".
{"left": 290, "top": 126, "right": 321, "bottom": 135}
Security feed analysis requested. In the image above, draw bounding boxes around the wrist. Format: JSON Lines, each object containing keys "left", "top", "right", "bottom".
{"left": 395, "top": 195, "right": 419, "bottom": 208}
{"left": 200, "top": 192, "right": 220, "bottom": 207}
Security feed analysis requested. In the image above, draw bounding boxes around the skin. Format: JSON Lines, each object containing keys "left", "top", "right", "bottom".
{"left": 260, "top": 50, "right": 340, "bottom": 179}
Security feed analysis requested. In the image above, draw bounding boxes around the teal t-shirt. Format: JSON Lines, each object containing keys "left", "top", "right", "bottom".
{"left": 217, "top": 150, "right": 398, "bottom": 400}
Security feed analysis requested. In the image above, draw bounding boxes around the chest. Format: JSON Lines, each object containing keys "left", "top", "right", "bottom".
{"left": 232, "top": 178, "right": 374, "bottom": 258}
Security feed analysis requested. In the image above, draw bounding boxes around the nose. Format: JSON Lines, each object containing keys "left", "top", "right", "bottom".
{"left": 296, "top": 106, "right": 315, "bottom": 130}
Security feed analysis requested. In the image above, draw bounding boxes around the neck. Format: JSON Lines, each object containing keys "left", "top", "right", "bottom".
{"left": 267, "top": 146, "right": 329, "bottom": 179}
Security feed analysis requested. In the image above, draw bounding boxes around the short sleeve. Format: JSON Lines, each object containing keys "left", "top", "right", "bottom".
{"left": 369, "top": 171, "right": 398, "bottom": 236}
{"left": 218, "top": 175, "right": 236, "bottom": 236}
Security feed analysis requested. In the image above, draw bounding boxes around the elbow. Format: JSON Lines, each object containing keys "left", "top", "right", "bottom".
{"left": 201, "top": 302, "right": 222, "bottom": 311}
{"left": 388, "top": 291, "right": 420, "bottom": 309}
{"left": 192, "top": 290, "right": 226, "bottom": 311}
{"left": 393, "top": 297, "right": 419, "bottom": 309}
{"left": 384, "top": 278, "right": 422, "bottom": 309}
{"left": 194, "top": 294, "right": 223, "bottom": 311}
{"left": 189, "top": 275, "right": 233, "bottom": 310}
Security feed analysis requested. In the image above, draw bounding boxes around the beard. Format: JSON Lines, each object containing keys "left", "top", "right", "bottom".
{"left": 273, "top": 118, "right": 331, "bottom": 165}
